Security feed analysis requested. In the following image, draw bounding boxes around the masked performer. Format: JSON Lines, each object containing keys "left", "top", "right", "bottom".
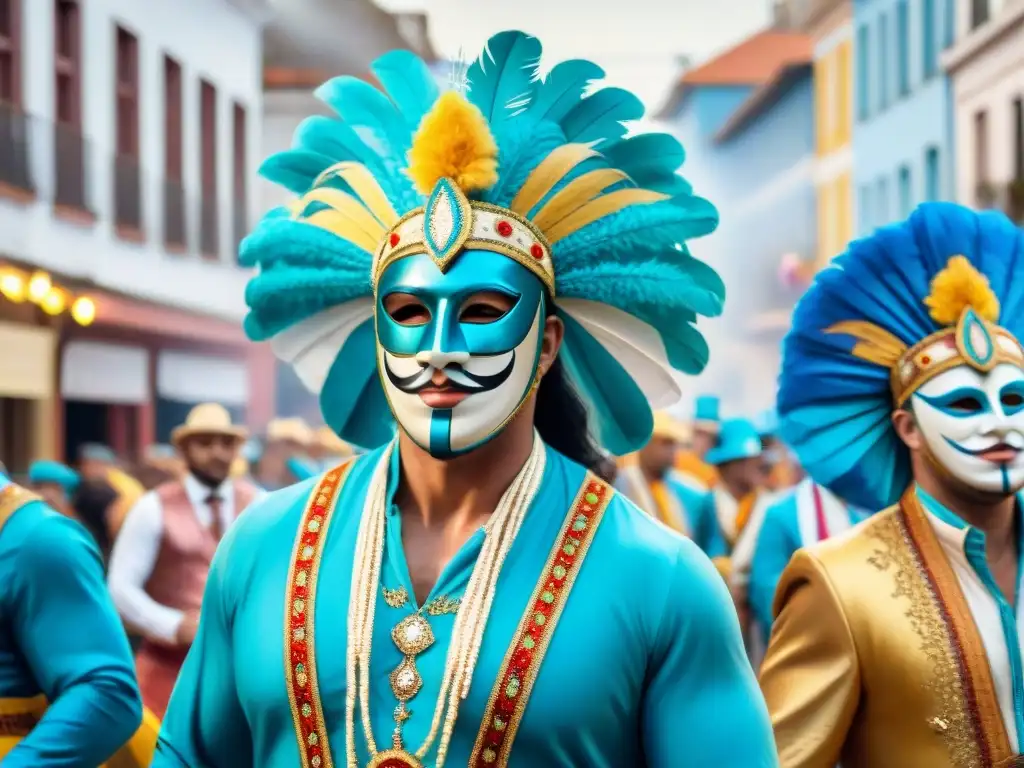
{"left": 108, "top": 402, "right": 258, "bottom": 719}
{"left": 618, "top": 412, "right": 726, "bottom": 555}
{"left": 759, "top": 203, "right": 1024, "bottom": 767}
{"left": 154, "top": 31, "right": 776, "bottom": 768}
{"left": 0, "top": 472, "right": 158, "bottom": 766}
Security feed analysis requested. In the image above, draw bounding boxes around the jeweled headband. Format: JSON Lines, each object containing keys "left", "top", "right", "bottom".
{"left": 826, "top": 255, "right": 1024, "bottom": 407}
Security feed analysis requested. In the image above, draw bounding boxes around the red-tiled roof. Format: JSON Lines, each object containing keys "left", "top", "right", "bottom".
{"left": 656, "top": 29, "right": 813, "bottom": 118}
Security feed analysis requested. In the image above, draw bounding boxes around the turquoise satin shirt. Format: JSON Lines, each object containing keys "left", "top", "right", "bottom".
{"left": 0, "top": 496, "right": 142, "bottom": 766}
{"left": 155, "top": 444, "right": 777, "bottom": 767}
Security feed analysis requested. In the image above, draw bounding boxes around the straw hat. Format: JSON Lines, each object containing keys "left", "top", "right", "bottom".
{"left": 266, "top": 417, "right": 314, "bottom": 447}
{"left": 315, "top": 425, "right": 352, "bottom": 456}
{"left": 651, "top": 411, "right": 691, "bottom": 445}
{"left": 170, "top": 403, "right": 248, "bottom": 448}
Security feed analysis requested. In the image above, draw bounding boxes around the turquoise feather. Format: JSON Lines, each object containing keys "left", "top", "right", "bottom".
{"left": 558, "top": 312, "right": 655, "bottom": 455}
{"left": 633, "top": 173, "right": 692, "bottom": 196}
{"left": 293, "top": 116, "right": 376, "bottom": 169}
{"left": 482, "top": 121, "right": 566, "bottom": 207}
{"left": 603, "top": 134, "right": 686, "bottom": 179}
{"left": 467, "top": 30, "right": 542, "bottom": 124}
{"left": 528, "top": 59, "right": 604, "bottom": 123}
{"left": 314, "top": 77, "right": 410, "bottom": 155}
{"left": 370, "top": 49, "right": 439, "bottom": 129}
{"left": 259, "top": 149, "right": 350, "bottom": 196}
{"left": 560, "top": 87, "right": 644, "bottom": 146}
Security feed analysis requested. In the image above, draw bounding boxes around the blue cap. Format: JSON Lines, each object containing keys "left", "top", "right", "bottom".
{"left": 705, "top": 418, "right": 763, "bottom": 465}
{"left": 693, "top": 395, "right": 720, "bottom": 427}
{"left": 28, "top": 461, "right": 81, "bottom": 494}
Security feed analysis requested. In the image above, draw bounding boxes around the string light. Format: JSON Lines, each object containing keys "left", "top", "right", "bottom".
{"left": 27, "top": 271, "right": 52, "bottom": 303}
{"left": 70, "top": 296, "right": 95, "bottom": 326}
{"left": 41, "top": 288, "right": 66, "bottom": 316}
{"left": 0, "top": 270, "right": 25, "bottom": 302}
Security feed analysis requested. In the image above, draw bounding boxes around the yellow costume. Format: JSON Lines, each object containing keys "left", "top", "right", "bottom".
{"left": 760, "top": 491, "right": 1020, "bottom": 767}
{"left": 764, "top": 205, "right": 1024, "bottom": 766}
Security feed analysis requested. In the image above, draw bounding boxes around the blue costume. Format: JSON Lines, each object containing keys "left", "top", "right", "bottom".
{"left": 155, "top": 31, "right": 776, "bottom": 768}
{"left": 747, "top": 479, "right": 867, "bottom": 642}
{"left": 760, "top": 203, "right": 1024, "bottom": 766}
{"left": 616, "top": 465, "right": 727, "bottom": 557}
{"left": 0, "top": 474, "right": 148, "bottom": 766}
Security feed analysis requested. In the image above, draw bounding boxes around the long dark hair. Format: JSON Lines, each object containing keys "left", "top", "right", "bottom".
{"left": 534, "top": 355, "right": 614, "bottom": 482}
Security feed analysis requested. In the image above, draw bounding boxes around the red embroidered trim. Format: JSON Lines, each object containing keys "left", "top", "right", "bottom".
{"left": 285, "top": 461, "right": 356, "bottom": 768}
{"left": 469, "top": 474, "right": 613, "bottom": 767}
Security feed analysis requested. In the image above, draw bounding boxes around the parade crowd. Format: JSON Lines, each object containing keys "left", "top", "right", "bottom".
{"left": 2, "top": 28, "right": 1023, "bottom": 768}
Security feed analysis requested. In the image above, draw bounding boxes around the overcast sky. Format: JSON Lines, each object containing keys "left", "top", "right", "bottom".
{"left": 373, "top": 0, "right": 773, "bottom": 113}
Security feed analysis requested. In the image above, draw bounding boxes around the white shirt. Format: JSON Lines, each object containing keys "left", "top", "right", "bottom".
{"left": 925, "top": 509, "right": 1024, "bottom": 748}
{"left": 107, "top": 474, "right": 260, "bottom": 643}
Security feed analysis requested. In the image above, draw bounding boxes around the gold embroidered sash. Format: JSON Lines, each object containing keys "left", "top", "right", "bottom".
{"left": 0, "top": 485, "right": 42, "bottom": 534}
{"left": 468, "top": 474, "right": 612, "bottom": 767}
{"left": 282, "top": 464, "right": 611, "bottom": 768}
{"left": 897, "top": 490, "right": 1015, "bottom": 766}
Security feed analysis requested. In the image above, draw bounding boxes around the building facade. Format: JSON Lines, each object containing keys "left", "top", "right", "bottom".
{"left": 659, "top": 30, "right": 814, "bottom": 414}
{"left": 943, "top": 0, "right": 1024, "bottom": 219}
{"left": 0, "top": 0, "right": 272, "bottom": 469}
{"left": 797, "top": 0, "right": 855, "bottom": 266}
{"left": 259, "top": 1, "right": 437, "bottom": 423}
{"left": 852, "top": 0, "right": 956, "bottom": 234}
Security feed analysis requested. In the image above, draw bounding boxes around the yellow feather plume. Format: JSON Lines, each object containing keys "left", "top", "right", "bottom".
{"left": 924, "top": 255, "right": 1000, "bottom": 326}
{"left": 406, "top": 92, "right": 499, "bottom": 196}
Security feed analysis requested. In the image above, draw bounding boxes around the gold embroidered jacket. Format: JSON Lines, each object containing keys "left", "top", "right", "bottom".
{"left": 759, "top": 490, "right": 1020, "bottom": 768}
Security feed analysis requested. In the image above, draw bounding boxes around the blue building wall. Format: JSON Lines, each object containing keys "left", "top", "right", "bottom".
{"left": 671, "top": 75, "right": 816, "bottom": 320}
{"left": 852, "top": 0, "right": 955, "bottom": 233}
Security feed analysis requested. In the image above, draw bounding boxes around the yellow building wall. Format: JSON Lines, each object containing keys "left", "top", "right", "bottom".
{"left": 814, "top": 35, "right": 853, "bottom": 267}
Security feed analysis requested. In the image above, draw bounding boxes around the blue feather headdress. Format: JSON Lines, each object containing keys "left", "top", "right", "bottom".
{"left": 241, "top": 31, "right": 723, "bottom": 455}
{"left": 778, "top": 202, "right": 1024, "bottom": 511}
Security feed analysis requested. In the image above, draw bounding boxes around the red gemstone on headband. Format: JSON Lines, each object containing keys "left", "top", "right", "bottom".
{"left": 496, "top": 220, "right": 514, "bottom": 237}
{"left": 921, "top": 355, "right": 931, "bottom": 366}
{"left": 530, "top": 243, "right": 544, "bottom": 260}
{"left": 389, "top": 232, "right": 400, "bottom": 247}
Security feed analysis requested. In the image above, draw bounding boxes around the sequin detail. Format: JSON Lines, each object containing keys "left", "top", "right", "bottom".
{"left": 867, "top": 504, "right": 987, "bottom": 767}
{"left": 469, "top": 475, "right": 613, "bottom": 767}
{"left": 285, "top": 460, "right": 357, "bottom": 768}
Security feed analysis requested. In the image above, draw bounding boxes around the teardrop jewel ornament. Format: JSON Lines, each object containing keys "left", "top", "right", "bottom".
{"left": 424, "top": 178, "right": 472, "bottom": 270}
{"left": 955, "top": 307, "right": 996, "bottom": 370}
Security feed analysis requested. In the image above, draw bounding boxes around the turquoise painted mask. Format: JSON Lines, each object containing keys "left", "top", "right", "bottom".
{"left": 375, "top": 249, "right": 547, "bottom": 457}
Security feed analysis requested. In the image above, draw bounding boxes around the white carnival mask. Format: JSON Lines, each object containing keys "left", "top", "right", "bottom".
{"left": 911, "top": 362, "right": 1024, "bottom": 496}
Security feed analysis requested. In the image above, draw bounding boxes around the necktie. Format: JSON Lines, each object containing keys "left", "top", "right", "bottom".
{"left": 205, "top": 494, "right": 224, "bottom": 541}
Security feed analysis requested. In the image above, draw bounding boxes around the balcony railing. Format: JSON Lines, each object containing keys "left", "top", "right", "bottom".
{"left": 54, "top": 121, "right": 90, "bottom": 212}
{"left": 199, "top": 192, "right": 219, "bottom": 258}
{"left": 0, "top": 102, "right": 33, "bottom": 193}
{"left": 164, "top": 178, "right": 187, "bottom": 250}
{"left": 0, "top": 111, "right": 253, "bottom": 261}
{"left": 113, "top": 154, "right": 143, "bottom": 232}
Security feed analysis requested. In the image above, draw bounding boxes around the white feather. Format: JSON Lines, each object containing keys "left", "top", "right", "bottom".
{"left": 269, "top": 297, "right": 375, "bottom": 395}
{"left": 559, "top": 298, "right": 681, "bottom": 409}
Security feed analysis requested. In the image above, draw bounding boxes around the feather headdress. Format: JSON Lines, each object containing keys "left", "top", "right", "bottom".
{"left": 241, "top": 31, "right": 723, "bottom": 455}
{"left": 777, "top": 202, "right": 1024, "bottom": 511}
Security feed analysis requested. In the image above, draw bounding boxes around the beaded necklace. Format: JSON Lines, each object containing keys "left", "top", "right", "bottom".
{"left": 345, "top": 434, "right": 546, "bottom": 768}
